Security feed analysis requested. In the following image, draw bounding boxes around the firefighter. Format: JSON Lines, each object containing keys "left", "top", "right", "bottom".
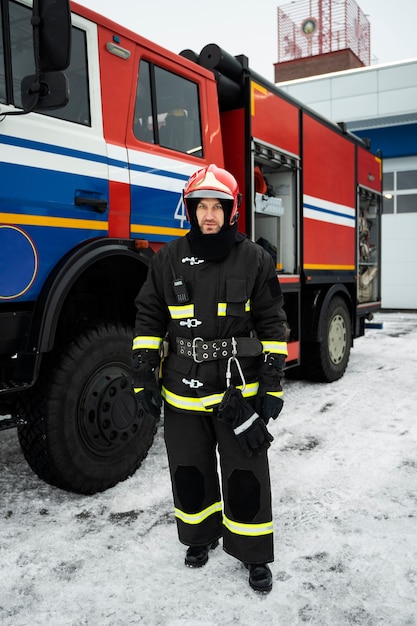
{"left": 132, "top": 164, "right": 287, "bottom": 593}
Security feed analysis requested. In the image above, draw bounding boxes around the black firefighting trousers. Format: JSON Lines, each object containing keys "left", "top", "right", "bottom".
{"left": 164, "top": 403, "right": 274, "bottom": 565}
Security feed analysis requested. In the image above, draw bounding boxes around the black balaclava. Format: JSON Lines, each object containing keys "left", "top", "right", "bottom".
{"left": 185, "top": 199, "right": 243, "bottom": 261}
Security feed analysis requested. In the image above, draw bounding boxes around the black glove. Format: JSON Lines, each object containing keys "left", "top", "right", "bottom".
{"left": 255, "top": 354, "right": 285, "bottom": 424}
{"left": 257, "top": 394, "right": 283, "bottom": 424}
{"left": 217, "top": 385, "right": 273, "bottom": 457}
{"left": 132, "top": 350, "right": 162, "bottom": 419}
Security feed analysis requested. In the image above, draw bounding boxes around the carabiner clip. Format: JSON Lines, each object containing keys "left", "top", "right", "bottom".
{"left": 225, "top": 354, "right": 246, "bottom": 392}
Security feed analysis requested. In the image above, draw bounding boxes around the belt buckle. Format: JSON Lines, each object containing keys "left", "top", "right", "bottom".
{"left": 192, "top": 337, "right": 204, "bottom": 363}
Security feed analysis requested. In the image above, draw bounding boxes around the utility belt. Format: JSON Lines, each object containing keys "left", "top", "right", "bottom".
{"left": 175, "top": 336, "right": 263, "bottom": 363}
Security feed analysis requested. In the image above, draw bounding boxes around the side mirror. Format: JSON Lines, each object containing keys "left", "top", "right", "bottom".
{"left": 21, "top": 0, "right": 71, "bottom": 112}
{"left": 32, "top": 0, "right": 71, "bottom": 72}
{"left": 21, "top": 72, "right": 69, "bottom": 111}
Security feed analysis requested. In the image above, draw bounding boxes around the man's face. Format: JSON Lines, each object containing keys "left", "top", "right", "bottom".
{"left": 196, "top": 198, "right": 224, "bottom": 234}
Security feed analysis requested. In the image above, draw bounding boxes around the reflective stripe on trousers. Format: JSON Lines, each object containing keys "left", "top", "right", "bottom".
{"left": 174, "top": 505, "right": 273, "bottom": 537}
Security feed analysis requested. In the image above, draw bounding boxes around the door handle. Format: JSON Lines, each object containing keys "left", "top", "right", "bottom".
{"left": 75, "top": 196, "right": 108, "bottom": 214}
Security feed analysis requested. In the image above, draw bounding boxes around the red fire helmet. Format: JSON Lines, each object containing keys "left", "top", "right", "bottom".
{"left": 183, "top": 164, "right": 241, "bottom": 226}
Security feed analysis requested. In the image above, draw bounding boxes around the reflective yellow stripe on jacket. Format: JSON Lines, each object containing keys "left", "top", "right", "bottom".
{"left": 161, "top": 382, "right": 259, "bottom": 412}
{"left": 168, "top": 304, "right": 195, "bottom": 319}
{"left": 266, "top": 390, "right": 284, "bottom": 398}
{"left": 261, "top": 340, "right": 288, "bottom": 356}
{"left": 132, "top": 335, "right": 163, "bottom": 351}
{"left": 217, "top": 300, "right": 251, "bottom": 317}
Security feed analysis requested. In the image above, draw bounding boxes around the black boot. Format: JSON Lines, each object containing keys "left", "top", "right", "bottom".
{"left": 246, "top": 563, "right": 273, "bottom": 593}
{"left": 184, "top": 539, "right": 219, "bottom": 568}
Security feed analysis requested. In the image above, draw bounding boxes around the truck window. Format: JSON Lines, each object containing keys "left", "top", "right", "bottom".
{"left": 5, "top": 0, "right": 35, "bottom": 106}
{"left": 134, "top": 60, "right": 153, "bottom": 143}
{"left": 46, "top": 26, "right": 90, "bottom": 126}
{"left": 134, "top": 59, "right": 203, "bottom": 157}
{"left": 0, "top": 2, "right": 4, "bottom": 104}
{"left": 2, "top": 0, "right": 90, "bottom": 126}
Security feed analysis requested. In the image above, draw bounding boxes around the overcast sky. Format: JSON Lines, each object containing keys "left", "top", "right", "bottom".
{"left": 75, "top": 0, "right": 417, "bottom": 81}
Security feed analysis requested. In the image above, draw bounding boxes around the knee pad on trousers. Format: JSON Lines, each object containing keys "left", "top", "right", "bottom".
{"left": 174, "top": 465, "right": 205, "bottom": 512}
{"left": 228, "top": 469, "right": 260, "bottom": 521}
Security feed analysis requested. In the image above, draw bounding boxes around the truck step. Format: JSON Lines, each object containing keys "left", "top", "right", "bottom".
{"left": 0, "top": 381, "right": 30, "bottom": 394}
{"left": 0, "top": 414, "right": 19, "bottom": 431}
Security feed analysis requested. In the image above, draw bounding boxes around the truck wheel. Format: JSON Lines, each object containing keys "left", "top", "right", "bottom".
{"left": 17, "top": 323, "right": 158, "bottom": 494}
{"left": 301, "top": 296, "right": 352, "bottom": 382}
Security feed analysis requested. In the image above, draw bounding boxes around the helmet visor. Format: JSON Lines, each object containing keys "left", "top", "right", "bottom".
{"left": 185, "top": 189, "right": 234, "bottom": 201}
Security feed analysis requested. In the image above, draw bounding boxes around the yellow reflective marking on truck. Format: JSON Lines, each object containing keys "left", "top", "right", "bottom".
{"left": 251, "top": 81, "right": 268, "bottom": 116}
{"left": 304, "top": 263, "right": 355, "bottom": 270}
{"left": 1, "top": 213, "right": 190, "bottom": 238}
{"left": 131, "top": 224, "right": 189, "bottom": 237}
{"left": 0, "top": 212, "right": 108, "bottom": 231}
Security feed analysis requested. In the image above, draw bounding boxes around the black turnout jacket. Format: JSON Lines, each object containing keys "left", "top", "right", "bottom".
{"left": 133, "top": 233, "right": 287, "bottom": 413}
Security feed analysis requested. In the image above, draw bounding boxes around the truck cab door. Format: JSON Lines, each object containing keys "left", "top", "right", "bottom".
{"left": 0, "top": 4, "right": 109, "bottom": 303}
{"left": 126, "top": 53, "right": 207, "bottom": 247}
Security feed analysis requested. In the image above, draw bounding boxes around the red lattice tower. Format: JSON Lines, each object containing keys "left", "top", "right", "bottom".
{"left": 277, "top": 0, "right": 370, "bottom": 66}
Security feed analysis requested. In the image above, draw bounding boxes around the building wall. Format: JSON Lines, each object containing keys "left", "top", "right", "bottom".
{"left": 273, "top": 49, "right": 365, "bottom": 82}
{"left": 382, "top": 213, "right": 417, "bottom": 309}
{"left": 277, "top": 59, "right": 417, "bottom": 309}
{"left": 277, "top": 59, "right": 417, "bottom": 131}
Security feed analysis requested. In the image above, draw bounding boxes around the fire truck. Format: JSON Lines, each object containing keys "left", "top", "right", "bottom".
{"left": 0, "top": 0, "right": 382, "bottom": 493}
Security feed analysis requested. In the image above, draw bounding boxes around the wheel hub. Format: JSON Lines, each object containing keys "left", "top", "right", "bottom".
{"left": 328, "top": 314, "right": 346, "bottom": 364}
{"left": 81, "top": 369, "right": 143, "bottom": 453}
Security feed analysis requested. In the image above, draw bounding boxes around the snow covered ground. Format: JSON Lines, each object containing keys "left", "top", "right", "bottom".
{"left": 1, "top": 311, "right": 417, "bottom": 626}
